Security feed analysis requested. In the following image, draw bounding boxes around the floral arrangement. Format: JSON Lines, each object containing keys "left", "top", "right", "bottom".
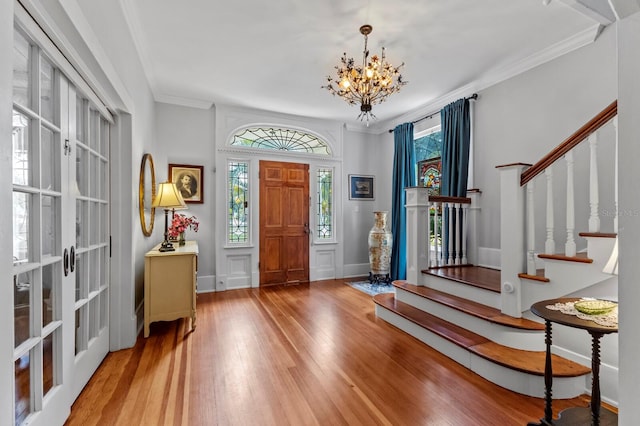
{"left": 168, "top": 213, "right": 199, "bottom": 239}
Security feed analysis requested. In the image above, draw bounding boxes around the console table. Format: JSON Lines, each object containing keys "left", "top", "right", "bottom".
{"left": 144, "top": 241, "right": 198, "bottom": 337}
{"left": 529, "top": 298, "right": 617, "bottom": 426}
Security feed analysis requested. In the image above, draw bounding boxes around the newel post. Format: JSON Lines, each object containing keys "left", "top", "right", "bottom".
{"left": 496, "top": 163, "right": 530, "bottom": 317}
{"left": 405, "top": 187, "right": 429, "bottom": 285}
{"left": 466, "top": 189, "right": 481, "bottom": 266}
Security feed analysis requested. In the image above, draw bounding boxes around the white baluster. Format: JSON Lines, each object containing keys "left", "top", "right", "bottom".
{"left": 434, "top": 202, "right": 441, "bottom": 266}
{"left": 588, "top": 133, "right": 600, "bottom": 232}
{"left": 461, "top": 204, "right": 468, "bottom": 264}
{"left": 455, "top": 203, "right": 461, "bottom": 265}
{"left": 527, "top": 181, "right": 536, "bottom": 275}
{"left": 447, "top": 202, "right": 454, "bottom": 265}
{"left": 545, "top": 168, "right": 555, "bottom": 254}
{"left": 565, "top": 151, "right": 576, "bottom": 257}
{"left": 426, "top": 200, "right": 432, "bottom": 269}
{"left": 613, "top": 116, "right": 619, "bottom": 233}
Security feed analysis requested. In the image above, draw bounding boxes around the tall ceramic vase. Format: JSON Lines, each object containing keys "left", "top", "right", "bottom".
{"left": 368, "top": 211, "right": 393, "bottom": 283}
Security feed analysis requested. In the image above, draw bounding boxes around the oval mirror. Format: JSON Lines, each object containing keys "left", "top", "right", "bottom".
{"left": 139, "top": 153, "right": 156, "bottom": 236}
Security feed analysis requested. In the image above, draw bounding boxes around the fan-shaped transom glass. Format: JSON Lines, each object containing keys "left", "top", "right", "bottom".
{"left": 231, "top": 127, "right": 331, "bottom": 155}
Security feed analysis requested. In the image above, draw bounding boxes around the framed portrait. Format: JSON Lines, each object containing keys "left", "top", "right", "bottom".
{"left": 349, "top": 174, "right": 374, "bottom": 200}
{"left": 418, "top": 157, "right": 441, "bottom": 196}
{"left": 168, "top": 164, "right": 204, "bottom": 204}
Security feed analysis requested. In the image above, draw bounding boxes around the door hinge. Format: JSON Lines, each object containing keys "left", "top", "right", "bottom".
{"left": 109, "top": 235, "right": 112, "bottom": 257}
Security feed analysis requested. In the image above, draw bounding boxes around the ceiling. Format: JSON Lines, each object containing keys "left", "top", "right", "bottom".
{"left": 121, "top": 0, "right": 610, "bottom": 128}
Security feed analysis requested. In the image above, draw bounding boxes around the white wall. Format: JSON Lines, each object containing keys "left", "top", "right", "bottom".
{"left": 154, "top": 102, "right": 216, "bottom": 291}
{"left": 617, "top": 10, "right": 640, "bottom": 425}
{"left": 474, "top": 25, "right": 617, "bottom": 251}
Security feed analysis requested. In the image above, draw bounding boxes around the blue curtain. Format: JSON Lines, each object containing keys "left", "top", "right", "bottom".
{"left": 391, "top": 122, "right": 416, "bottom": 280}
{"left": 440, "top": 98, "right": 471, "bottom": 197}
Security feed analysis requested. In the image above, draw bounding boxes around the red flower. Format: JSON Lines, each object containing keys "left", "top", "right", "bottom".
{"left": 168, "top": 214, "right": 199, "bottom": 238}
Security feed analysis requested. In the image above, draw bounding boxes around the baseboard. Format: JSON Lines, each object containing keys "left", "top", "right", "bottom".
{"left": 343, "top": 263, "right": 370, "bottom": 278}
{"left": 477, "top": 247, "right": 501, "bottom": 270}
{"left": 197, "top": 275, "right": 216, "bottom": 293}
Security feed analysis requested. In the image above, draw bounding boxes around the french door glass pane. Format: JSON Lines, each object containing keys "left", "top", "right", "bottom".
{"left": 14, "top": 270, "right": 32, "bottom": 347}
{"left": 76, "top": 145, "right": 87, "bottom": 196}
{"left": 90, "top": 155, "right": 98, "bottom": 198}
{"left": 12, "top": 110, "right": 30, "bottom": 186}
{"left": 90, "top": 202, "right": 99, "bottom": 245}
{"left": 90, "top": 250, "right": 99, "bottom": 293}
{"left": 99, "top": 290, "right": 108, "bottom": 330}
{"left": 15, "top": 352, "right": 31, "bottom": 425}
{"left": 13, "top": 29, "right": 30, "bottom": 108}
{"left": 89, "top": 297, "right": 98, "bottom": 340}
{"left": 41, "top": 195, "right": 57, "bottom": 258}
{"left": 13, "top": 192, "right": 30, "bottom": 264}
{"left": 76, "top": 96, "right": 85, "bottom": 143}
{"left": 75, "top": 253, "right": 86, "bottom": 302}
{"left": 90, "top": 110, "right": 99, "bottom": 151}
{"left": 40, "top": 56, "right": 54, "bottom": 123}
{"left": 42, "top": 263, "right": 55, "bottom": 327}
{"left": 43, "top": 332, "right": 54, "bottom": 396}
{"left": 75, "top": 305, "right": 86, "bottom": 355}
{"left": 76, "top": 199, "right": 87, "bottom": 247}
{"left": 41, "top": 126, "right": 57, "bottom": 191}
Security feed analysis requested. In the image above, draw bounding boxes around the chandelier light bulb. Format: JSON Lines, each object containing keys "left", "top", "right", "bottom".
{"left": 322, "top": 24, "right": 407, "bottom": 124}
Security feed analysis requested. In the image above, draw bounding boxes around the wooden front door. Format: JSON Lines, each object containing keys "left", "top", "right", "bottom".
{"left": 259, "top": 161, "right": 310, "bottom": 286}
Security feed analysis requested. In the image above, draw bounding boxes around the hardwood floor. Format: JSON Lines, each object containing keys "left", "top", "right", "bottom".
{"left": 65, "top": 279, "right": 592, "bottom": 426}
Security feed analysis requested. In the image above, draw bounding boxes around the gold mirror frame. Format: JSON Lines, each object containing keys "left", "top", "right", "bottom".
{"left": 139, "top": 153, "right": 156, "bottom": 236}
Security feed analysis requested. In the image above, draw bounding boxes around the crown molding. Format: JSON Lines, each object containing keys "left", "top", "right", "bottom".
{"left": 380, "top": 24, "right": 603, "bottom": 133}
{"left": 155, "top": 93, "right": 214, "bottom": 109}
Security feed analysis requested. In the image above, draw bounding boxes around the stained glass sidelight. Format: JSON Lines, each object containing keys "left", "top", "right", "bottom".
{"left": 316, "top": 168, "right": 333, "bottom": 239}
{"left": 228, "top": 161, "right": 249, "bottom": 243}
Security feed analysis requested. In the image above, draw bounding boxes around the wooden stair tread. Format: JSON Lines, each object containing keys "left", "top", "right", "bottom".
{"left": 423, "top": 266, "right": 501, "bottom": 293}
{"left": 518, "top": 269, "right": 550, "bottom": 283}
{"left": 373, "top": 294, "right": 590, "bottom": 378}
{"left": 538, "top": 252, "right": 593, "bottom": 263}
{"left": 393, "top": 280, "right": 544, "bottom": 331}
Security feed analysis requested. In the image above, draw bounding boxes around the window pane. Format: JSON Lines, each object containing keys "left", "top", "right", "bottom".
{"left": 13, "top": 110, "right": 30, "bottom": 186}
{"left": 41, "top": 126, "right": 57, "bottom": 191}
{"left": 43, "top": 332, "right": 55, "bottom": 396}
{"left": 90, "top": 249, "right": 99, "bottom": 293}
{"left": 231, "top": 127, "right": 331, "bottom": 155}
{"left": 76, "top": 96, "right": 85, "bottom": 143}
{"left": 317, "top": 168, "right": 333, "bottom": 239}
{"left": 15, "top": 352, "right": 31, "bottom": 425}
{"left": 40, "top": 56, "right": 54, "bottom": 123}
{"left": 228, "top": 162, "right": 248, "bottom": 243}
{"left": 42, "top": 195, "right": 57, "bottom": 258}
{"left": 76, "top": 199, "right": 87, "bottom": 248}
{"left": 75, "top": 252, "right": 87, "bottom": 302}
{"left": 414, "top": 129, "right": 442, "bottom": 162}
{"left": 42, "top": 263, "right": 56, "bottom": 327}
{"left": 99, "top": 290, "right": 108, "bottom": 330}
{"left": 76, "top": 145, "right": 87, "bottom": 196}
{"left": 13, "top": 192, "right": 30, "bottom": 264}
{"left": 75, "top": 305, "right": 86, "bottom": 355}
{"left": 13, "top": 29, "right": 31, "bottom": 108}
{"left": 14, "top": 270, "right": 32, "bottom": 347}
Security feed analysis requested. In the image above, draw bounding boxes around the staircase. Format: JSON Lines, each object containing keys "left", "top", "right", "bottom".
{"left": 375, "top": 101, "right": 619, "bottom": 400}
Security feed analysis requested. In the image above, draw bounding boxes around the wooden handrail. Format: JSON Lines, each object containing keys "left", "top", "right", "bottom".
{"left": 428, "top": 195, "right": 471, "bottom": 204}
{"left": 520, "top": 100, "right": 617, "bottom": 186}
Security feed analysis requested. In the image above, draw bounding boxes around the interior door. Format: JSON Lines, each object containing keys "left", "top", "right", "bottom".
{"left": 11, "top": 27, "right": 110, "bottom": 426}
{"left": 259, "top": 160, "right": 310, "bottom": 286}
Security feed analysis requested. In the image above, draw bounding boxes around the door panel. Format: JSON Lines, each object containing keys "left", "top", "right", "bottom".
{"left": 259, "top": 161, "right": 309, "bottom": 286}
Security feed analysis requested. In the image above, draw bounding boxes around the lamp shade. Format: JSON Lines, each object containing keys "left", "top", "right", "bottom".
{"left": 152, "top": 181, "right": 186, "bottom": 209}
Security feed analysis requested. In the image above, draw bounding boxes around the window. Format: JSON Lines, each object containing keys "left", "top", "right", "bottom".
{"left": 227, "top": 161, "right": 249, "bottom": 243}
{"left": 231, "top": 127, "right": 331, "bottom": 155}
{"left": 316, "top": 168, "right": 333, "bottom": 240}
{"left": 414, "top": 125, "right": 442, "bottom": 162}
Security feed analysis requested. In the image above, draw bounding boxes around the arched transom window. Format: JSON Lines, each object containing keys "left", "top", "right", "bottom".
{"left": 231, "top": 127, "right": 331, "bottom": 155}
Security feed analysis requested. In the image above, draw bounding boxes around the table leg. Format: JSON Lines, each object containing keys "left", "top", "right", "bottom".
{"left": 528, "top": 320, "right": 553, "bottom": 426}
{"left": 590, "top": 332, "right": 604, "bottom": 426}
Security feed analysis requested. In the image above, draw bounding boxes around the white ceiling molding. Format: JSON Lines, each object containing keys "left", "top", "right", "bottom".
{"left": 559, "top": 0, "right": 617, "bottom": 24}
{"left": 155, "top": 93, "right": 214, "bottom": 110}
{"left": 376, "top": 24, "right": 603, "bottom": 135}
{"left": 608, "top": 0, "right": 640, "bottom": 20}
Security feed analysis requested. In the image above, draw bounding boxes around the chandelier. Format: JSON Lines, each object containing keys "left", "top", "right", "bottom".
{"left": 323, "top": 24, "right": 407, "bottom": 124}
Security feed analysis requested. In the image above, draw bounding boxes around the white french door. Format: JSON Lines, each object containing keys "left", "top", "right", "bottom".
{"left": 11, "top": 23, "right": 110, "bottom": 426}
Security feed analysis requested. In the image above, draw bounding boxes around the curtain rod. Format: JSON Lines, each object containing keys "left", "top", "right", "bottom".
{"left": 387, "top": 93, "right": 478, "bottom": 133}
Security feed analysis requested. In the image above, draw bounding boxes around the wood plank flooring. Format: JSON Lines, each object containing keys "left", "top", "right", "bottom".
{"left": 65, "top": 279, "right": 594, "bottom": 426}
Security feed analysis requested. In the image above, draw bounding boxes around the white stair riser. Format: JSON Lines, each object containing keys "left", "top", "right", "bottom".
{"left": 375, "top": 305, "right": 587, "bottom": 398}
{"left": 421, "top": 275, "right": 501, "bottom": 309}
{"left": 583, "top": 236, "right": 616, "bottom": 264}
{"left": 395, "top": 288, "right": 544, "bottom": 351}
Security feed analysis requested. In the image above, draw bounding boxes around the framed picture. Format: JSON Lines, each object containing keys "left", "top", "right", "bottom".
{"left": 168, "top": 164, "right": 204, "bottom": 203}
{"left": 349, "top": 174, "right": 374, "bottom": 200}
{"left": 418, "top": 157, "right": 441, "bottom": 196}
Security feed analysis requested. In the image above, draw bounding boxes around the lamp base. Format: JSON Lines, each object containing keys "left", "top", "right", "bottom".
{"left": 159, "top": 240, "right": 175, "bottom": 252}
